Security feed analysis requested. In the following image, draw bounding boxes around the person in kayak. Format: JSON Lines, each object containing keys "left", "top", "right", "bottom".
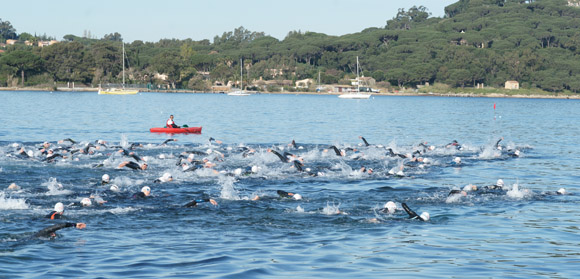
{"left": 167, "top": 115, "right": 180, "bottom": 128}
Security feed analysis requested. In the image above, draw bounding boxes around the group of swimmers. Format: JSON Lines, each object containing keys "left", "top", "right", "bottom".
{"left": 2, "top": 134, "right": 538, "bottom": 238}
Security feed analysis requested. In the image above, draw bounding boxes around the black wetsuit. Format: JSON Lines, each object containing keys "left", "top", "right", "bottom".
{"left": 162, "top": 139, "right": 177, "bottom": 145}
{"left": 329, "top": 146, "right": 342, "bottom": 156}
{"left": 183, "top": 198, "right": 212, "bottom": 207}
{"left": 33, "top": 223, "right": 77, "bottom": 238}
{"left": 133, "top": 192, "right": 148, "bottom": 199}
{"left": 45, "top": 211, "right": 63, "bottom": 220}
{"left": 269, "top": 149, "right": 288, "bottom": 162}
{"left": 360, "top": 137, "right": 370, "bottom": 147}
{"left": 277, "top": 190, "right": 294, "bottom": 198}
{"left": 402, "top": 203, "right": 427, "bottom": 221}
{"left": 123, "top": 161, "right": 142, "bottom": 170}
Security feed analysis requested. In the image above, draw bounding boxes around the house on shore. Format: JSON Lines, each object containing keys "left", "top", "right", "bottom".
{"left": 505, "top": 80, "right": 519, "bottom": 90}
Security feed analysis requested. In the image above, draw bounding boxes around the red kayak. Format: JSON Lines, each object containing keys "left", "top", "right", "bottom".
{"left": 149, "top": 127, "right": 202, "bottom": 134}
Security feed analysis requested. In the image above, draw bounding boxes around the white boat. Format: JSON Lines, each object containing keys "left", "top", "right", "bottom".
{"left": 98, "top": 42, "right": 139, "bottom": 95}
{"left": 228, "top": 58, "right": 250, "bottom": 96}
{"left": 338, "top": 56, "right": 371, "bottom": 99}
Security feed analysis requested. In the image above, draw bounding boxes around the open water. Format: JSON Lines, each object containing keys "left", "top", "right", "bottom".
{"left": 0, "top": 91, "right": 578, "bottom": 278}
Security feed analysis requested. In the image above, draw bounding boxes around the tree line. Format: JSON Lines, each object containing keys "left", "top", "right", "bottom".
{"left": 1, "top": 0, "right": 579, "bottom": 93}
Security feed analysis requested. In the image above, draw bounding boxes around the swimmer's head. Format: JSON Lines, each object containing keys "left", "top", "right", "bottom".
{"left": 423, "top": 158, "right": 430, "bottom": 164}
{"left": 454, "top": 157, "right": 461, "bottom": 164}
{"left": 557, "top": 188, "right": 566, "bottom": 195}
{"left": 384, "top": 201, "right": 397, "bottom": 213}
{"left": 420, "top": 212, "right": 430, "bottom": 221}
{"left": 496, "top": 179, "right": 504, "bottom": 187}
{"left": 110, "top": 184, "right": 120, "bottom": 192}
{"left": 158, "top": 154, "right": 166, "bottom": 159}
{"left": 234, "top": 168, "right": 242, "bottom": 175}
{"left": 293, "top": 194, "right": 302, "bottom": 200}
{"left": 188, "top": 153, "right": 194, "bottom": 160}
{"left": 514, "top": 150, "right": 520, "bottom": 156}
{"left": 11, "top": 143, "right": 20, "bottom": 148}
{"left": 428, "top": 145, "right": 435, "bottom": 151}
{"left": 162, "top": 172, "right": 173, "bottom": 181}
{"left": 7, "top": 183, "right": 20, "bottom": 190}
{"left": 251, "top": 166, "right": 259, "bottom": 173}
{"left": 102, "top": 174, "right": 110, "bottom": 184}
{"left": 81, "top": 197, "right": 92, "bottom": 207}
{"left": 463, "top": 184, "right": 477, "bottom": 191}
{"left": 27, "top": 150, "right": 34, "bottom": 157}
{"left": 54, "top": 202, "right": 64, "bottom": 213}
{"left": 141, "top": 186, "right": 151, "bottom": 196}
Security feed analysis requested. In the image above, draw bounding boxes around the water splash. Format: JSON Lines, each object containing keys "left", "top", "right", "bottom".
{"left": 42, "top": 177, "right": 72, "bottom": 196}
{"left": 0, "top": 192, "right": 29, "bottom": 210}
{"left": 322, "top": 201, "right": 341, "bottom": 215}
{"left": 219, "top": 176, "right": 240, "bottom": 200}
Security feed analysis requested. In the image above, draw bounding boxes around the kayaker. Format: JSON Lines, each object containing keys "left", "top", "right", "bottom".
{"left": 166, "top": 115, "right": 180, "bottom": 128}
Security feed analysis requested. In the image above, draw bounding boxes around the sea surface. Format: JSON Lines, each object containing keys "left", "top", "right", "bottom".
{"left": 0, "top": 91, "right": 578, "bottom": 278}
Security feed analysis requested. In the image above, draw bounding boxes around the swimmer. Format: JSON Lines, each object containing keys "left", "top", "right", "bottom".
{"left": 446, "top": 140, "right": 461, "bottom": 150}
{"left": 277, "top": 190, "right": 302, "bottom": 200}
{"left": 161, "top": 139, "right": 178, "bottom": 145}
{"left": 133, "top": 186, "right": 151, "bottom": 199}
{"left": 118, "top": 161, "right": 148, "bottom": 170}
{"left": 268, "top": 148, "right": 289, "bottom": 163}
{"left": 484, "top": 179, "right": 505, "bottom": 190}
{"left": 58, "top": 138, "right": 77, "bottom": 144}
{"left": 183, "top": 198, "right": 218, "bottom": 207}
{"left": 154, "top": 173, "right": 173, "bottom": 183}
{"left": 359, "top": 166, "right": 373, "bottom": 174}
{"left": 386, "top": 148, "right": 407, "bottom": 159}
{"left": 325, "top": 145, "right": 345, "bottom": 157}
{"left": 101, "top": 174, "right": 110, "bottom": 185}
{"left": 33, "top": 222, "right": 86, "bottom": 238}
{"left": 45, "top": 202, "right": 65, "bottom": 220}
{"left": 359, "top": 136, "right": 370, "bottom": 147}
{"left": 7, "top": 183, "right": 21, "bottom": 191}
{"left": 167, "top": 115, "right": 179, "bottom": 128}
{"left": 508, "top": 149, "right": 520, "bottom": 157}
{"left": 209, "top": 137, "right": 223, "bottom": 144}
{"left": 401, "top": 203, "right": 430, "bottom": 221}
{"left": 380, "top": 201, "right": 397, "bottom": 214}
{"left": 495, "top": 137, "right": 504, "bottom": 150}
{"left": 451, "top": 157, "right": 461, "bottom": 166}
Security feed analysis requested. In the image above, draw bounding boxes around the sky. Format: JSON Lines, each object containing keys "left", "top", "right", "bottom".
{"left": 3, "top": 0, "right": 458, "bottom": 43}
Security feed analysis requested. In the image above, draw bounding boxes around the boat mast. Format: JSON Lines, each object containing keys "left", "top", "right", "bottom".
{"left": 122, "top": 42, "right": 125, "bottom": 87}
{"left": 356, "top": 56, "right": 360, "bottom": 93}
{"left": 240, "top": 58, "right": 243, "bottom": 91}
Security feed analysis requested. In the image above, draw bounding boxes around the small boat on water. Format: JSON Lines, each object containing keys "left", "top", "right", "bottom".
{"left": 228, "top": 58, "right": 250, "bottom": 96}
{"left": 99, "top": 41, "right": 139, "bottom": 95}
{"left": 149, "top": 126, "right": 202, "bottom": 134}
{"left": 338, "top": 56, "right": 371, "bottom": 99}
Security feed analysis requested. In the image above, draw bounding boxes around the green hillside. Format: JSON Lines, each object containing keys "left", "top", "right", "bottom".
{"left": 1, "top": 0, "right": 579, "bottom": 93}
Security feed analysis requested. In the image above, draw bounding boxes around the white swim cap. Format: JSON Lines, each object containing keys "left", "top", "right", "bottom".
{"left": 463, "top": 184, "right": 477, "bottom": 191}
{"left": 384, "top": 201, "right": 397, "bottom": 213}
{"left": 159, "top": 154, "right": 166, "bottom": 159}
{"left": 251, "top": 166, "right": 259, "bottom": 173}
{"left": 305, "top": 168, "right": 312, "bottom": 172}
{"left": 81, "top": 198, "right": 92, "bottom": 206}
{"left": 206, "top": 149, "right": 212, "bottom": 154}
{"left": 27, "top": 150, "right": 34, "bottom": 157}
{"left": 141, "top": 186, "right": 151, "bottom": 195}
{"left": 234, "top": 168, "right": 242, "bottom": 175}
{"left": 293, "top": 194, "right": 302, "bottom": 200}
{"left": 428, "top": 145, "right": 435, "bottom": 151}
{"left": 496, "top": 179, "right": 504, "bottom": 187}
{"left": 420, "top": 212, "right": 430, "bottom": 221}
{"left": 226, "top": 146, "right": 233, "bottom": 151}
{"left": 454, "top": 157, "right": 461, "bottom": 163}
{"left": 110, "top": 184, "right": 120, "bottom": 192}
{"left": 514, "top": 150, "right": 520, "bottom": 156}
{"left": 54, "top": 202, "right": 64, "bottom": 213}
{"left": 557, "top": 188, "right": 566, "bottom": 195}
{"left": 423, "top": 158, "right": 430, "bottom": 163}
{"left": 102, "top": 174, "right": 110, "bottom": 183}
{"left": 396, "top": 170, "right": 405, "bottom": 177}
{"left": 188, "top": 153, "right": 194, "bottom": 160}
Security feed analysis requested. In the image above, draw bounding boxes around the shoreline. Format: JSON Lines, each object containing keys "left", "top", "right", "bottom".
{"left": 1, "top": 87, "right": 578, "bottom": 100}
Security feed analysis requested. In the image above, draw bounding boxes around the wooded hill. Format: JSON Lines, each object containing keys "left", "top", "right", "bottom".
{"left": 1, "top": 0, "right": 579, "bottom": 93}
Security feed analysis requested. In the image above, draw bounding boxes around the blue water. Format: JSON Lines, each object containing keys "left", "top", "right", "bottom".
{"left": 0, "top": 91, "right": 579, "bottom": 278}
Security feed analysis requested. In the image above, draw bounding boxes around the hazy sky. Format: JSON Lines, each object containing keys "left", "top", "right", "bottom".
{"left": 4, "top": 0, "right": 457, "bottom": 43}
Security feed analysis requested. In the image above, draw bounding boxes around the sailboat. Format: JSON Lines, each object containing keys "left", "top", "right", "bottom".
{"left": 98, "top": 41, "right": 139, "bottom": 95}
{"left": 228, "top": 58, "right": 250, "bottom": 96}
{"left": 338, "top": 56, "right": 371, "bottom": 99}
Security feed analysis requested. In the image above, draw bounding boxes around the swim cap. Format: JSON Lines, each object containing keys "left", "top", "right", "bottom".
{"left": 141, "top": 186, "right": 151, "bottom": 196}
{"left": 514, "top": 150, "right": 520, "bottom": 156}
{"left": 420, "top": 212, "right": 430, "bottom": 221}
{"left": 110, "top": 184, "right": 120, "bottom": 192}
{"left": 11, "top": 143, "right": 19, "bottom": 148}
{"left": 454, "top": 157, "right": 461, "bottom": 164}
{"left": 251, "top": 166, "right": 258, "bottom": 173}
{"left": 463, "top": 184, "right": 477, "bottom": 191}
{"left": 206, "top": 149, "right": 212, "bottom": 154}
{"left": 396, "top": 170, "right": 405, "bottom": 177}
{"left": 428, "top": 145, "right": 435, "bottom": 151}
{"left": 81, "top": 198, "right": 92, "bottom": 206}
{"left": 234, "top": 168, "right": 242, "bottom": 175}
{"left": 305, "top": 167, "right": 312, "bottom": 172}
{"left": 423, "top": 158, "right": 430, "bottom": 163}
{"left": 159, "top": 154, "right": 166, "bottom": 159}
{"left": 27, "top": 150, "right": 34, "bottom": 157}
{"left": 293, "top": 194, "right": 302, "bottom": 200}
{"left": 188, "top": 154, "right": 194, "bottom": 160}
{"left": 102, "top": 174, "right": 110, "bottom": 183}
{"left": 496, "top": 179, "right": 504, "bottom": 187}
{"left": 54, "top": 202, "right": 64, "bottom": 213}
{"left": 384, "top": 201, "right": 397, "bottom": 213}
{"left": 557, "top": 188, "right": 566, "bottom": 195}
